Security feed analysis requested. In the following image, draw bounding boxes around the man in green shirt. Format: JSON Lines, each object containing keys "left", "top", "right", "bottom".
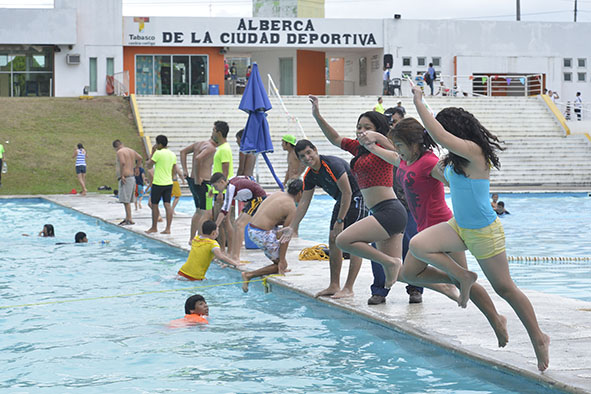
{"left": 211, "top": 121, "right": 234, "bottom": 251}
{"left": 0, "top": 141, "right": 5, "bottom": 187}
{"left": 146, "top": 135, "right": 178, "bottom": 234}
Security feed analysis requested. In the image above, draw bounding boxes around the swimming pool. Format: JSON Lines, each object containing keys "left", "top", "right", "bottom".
{"left": 176, "top": 193, "right": 591, "bottom": 302}
{"left": 0, "top": 198, "right": 561, "bottom": 393}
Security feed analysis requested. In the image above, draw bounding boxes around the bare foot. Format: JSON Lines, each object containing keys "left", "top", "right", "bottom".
{"left": 157, "top": 217, "right": 164, "bottom": 223}
{"left": 439, "top": 283, "right": 460, "bottom": 302}
{"left": 457, "top": 271, "right": 478, "bottom": 308}
{"left": 535, "top": 333, "right": 550, "bottom": 371}
{"left": 145, "top": 227, "right": 158, "bottom": 234}
{"left": 241, "top": 272, "right": 250, "bottom": 293}
{"left": 384, "top": 258, "right": 402, "bottom": 289}
{"left": 160, "top": 229, "right": 171, "bottom": 234}
{"left": 315, "top": 285, "right": 340, "bottom": 298}
{"left": 331, "top": 288, "right": 354, "bottom": 299}
{"left": 493, "top": 315, "right": 509, "bottom": 348}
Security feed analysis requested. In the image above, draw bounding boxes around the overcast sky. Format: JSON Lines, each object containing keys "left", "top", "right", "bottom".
{"left": 1, "top": 0, "right": 589, "bottom": 22}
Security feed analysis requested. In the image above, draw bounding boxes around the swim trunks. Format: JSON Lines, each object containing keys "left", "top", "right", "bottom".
{"left": 172, "top": 180, "right": 181, "bottom": 198}
{"left": 118, "top": 176, "right": 136, "bottom": 204}
{"left": 187, "top": 177, "right": 212, "bottom": 210}
{"left": 151, "top": 184, "right": 173, "bottom": 204}
{"left": 135, "top": 184, "right": 145, "bottom": 198}
{"left": 247, "top": 224, "right": 280, "bottom": 261}
{"left": 243, "top": 196, "right": 265, "bottom": 216}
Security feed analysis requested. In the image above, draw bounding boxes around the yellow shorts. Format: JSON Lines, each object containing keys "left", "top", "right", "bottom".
{"left": 447, "top": 217, "right": 506, "bottom": 260}
{"left": 171, "top": 181, "right": 181, "bottom": 198}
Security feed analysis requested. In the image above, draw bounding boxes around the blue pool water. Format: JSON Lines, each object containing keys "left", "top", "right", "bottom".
{"left": 0, "top": 198, "right": 561, "bottom": 393}
{"left": 176, "top": 193, "right": 591, "bottom": 302}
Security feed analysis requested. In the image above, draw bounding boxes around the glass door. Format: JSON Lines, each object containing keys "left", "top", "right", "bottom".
{"left": 279, "top": 57, "right": 293, "bottom": 95}
{"left": 135, "top": 55, "right": 154, "bottom": 95}
{"left": 172, "top": 56, "right": 189, "bottom": 95}
{"left": 154, "top": 55, "right": 171, "bottom": 95}
{"left": 190, "top": 55, "right": 207, "bottom": 95}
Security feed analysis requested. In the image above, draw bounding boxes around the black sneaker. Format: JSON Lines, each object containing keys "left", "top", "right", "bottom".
{"left": 367, "top": 295, "right": 386, "bottom": 305}
{"left": 408, "top": 289, "right": 423, "bottom": 304}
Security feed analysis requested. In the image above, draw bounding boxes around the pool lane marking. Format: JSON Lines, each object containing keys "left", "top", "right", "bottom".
{"left": 0, "top": 276, "right": 281, "bottom": 310}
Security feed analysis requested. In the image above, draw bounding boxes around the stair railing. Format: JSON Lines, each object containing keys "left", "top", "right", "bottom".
{"left": 267, "top": 74, "right": 307, "bottom": 139}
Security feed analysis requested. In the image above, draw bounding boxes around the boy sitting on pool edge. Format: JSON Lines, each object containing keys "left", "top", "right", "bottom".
{"left": 177, "top": 220, "right": 241, "bottom": 281}
{"left": 169, "top": 294, "right": 209, "bottom": 327}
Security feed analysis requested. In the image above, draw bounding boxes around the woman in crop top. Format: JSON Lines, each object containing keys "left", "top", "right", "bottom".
{"left": 404, "top": 86, "right": 549, "bottom": 372}
{"left": 309, "top": 95, "right": 407, "bottom": 290}
{"left": 359, "top": 116, "right": 509, "bottom": 348}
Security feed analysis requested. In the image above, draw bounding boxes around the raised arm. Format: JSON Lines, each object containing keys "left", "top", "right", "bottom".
{"left": 358, "top": 130, "right": 401, "bottom": 166}
{"left": 309, "top": 95, "right": 343, "bottom": 148}
{"left": 411, "top": 86, "right": 482, "bottom": 163}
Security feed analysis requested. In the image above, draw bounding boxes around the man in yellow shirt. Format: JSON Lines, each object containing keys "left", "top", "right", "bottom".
{"left": 211, "top": 121, "right": 234, "bottom": 251}
{"left": 178, "top": 220, "right": 240, "bottom": 280}
{"left": 146, "top": 135, "right": 177, "bottom": 234}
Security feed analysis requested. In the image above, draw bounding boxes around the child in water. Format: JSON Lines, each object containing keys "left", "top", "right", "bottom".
{"left": 169, "top": 294, "right": 209, "bottom": 327}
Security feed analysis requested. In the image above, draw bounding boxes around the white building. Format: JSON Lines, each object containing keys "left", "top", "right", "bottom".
{"left": 0, "top": 0, "right": 589, "bottom": 101}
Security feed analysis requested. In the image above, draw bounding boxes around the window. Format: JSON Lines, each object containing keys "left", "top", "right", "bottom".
{"left": 417, "top": 57, "right": 426, "bottom": 66}
{"left": 89, "top": 57, "right": 97, "bottom": 92}
{"left": 578, "top": 72, "right": 586, "bottom": 82}
{"left": 402, "top": 57, "right": 411, "bottom": 67}
{"left": 563, "top": 72, "right": 572, "bottom": 82}
{"left": 106, "top": 57, "right": 114, "bottom": 77}
{"left": 578, "top": 58, "right": 586, "bottom": 68}
{"left": 432, "top": 57, "right": 441, "bottom": 67}
{"left": 563, "top": 58, "right": 572, "bottom": 68}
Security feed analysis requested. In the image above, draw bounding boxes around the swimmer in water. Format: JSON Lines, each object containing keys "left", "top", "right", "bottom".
{"left": 169, "top": 294, "right": 209, "bottom": 327}
{"left": 75, "top": 232, "right": 88, "bottom": 243}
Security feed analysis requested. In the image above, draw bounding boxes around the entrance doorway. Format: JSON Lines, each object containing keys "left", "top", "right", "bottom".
{"left": 135, "top": 54, "right": 209, "bottom": 95}
{"left": 279, "top": 57, "right": 293, "bottom": 95}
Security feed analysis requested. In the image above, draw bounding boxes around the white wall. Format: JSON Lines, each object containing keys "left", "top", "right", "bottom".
{"left": 383, "top": 19, "right": 591, "bottom": 99}
{"left": 250, "top": 48, "right": 298, "bottom": 95}
{"left": 325, "top": 49, "right": 383, "bottom": 95}
{"left": 0, "top": 8, "right": 76, "bottom": 44}
{"left": 54, "top": 0, "right": 123, "bottom": 96}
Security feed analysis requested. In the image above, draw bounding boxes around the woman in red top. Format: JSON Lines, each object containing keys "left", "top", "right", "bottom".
{"left": 360, "top": 117, "right": 509, "bottom": 348}
{"left": 310, "top": 95, "right": 406, "bottom": 289}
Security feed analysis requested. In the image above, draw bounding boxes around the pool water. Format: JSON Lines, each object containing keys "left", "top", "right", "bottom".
{"left": 176, "top": 193, "right": 591, "bottom": 302}
{"left": 0, "top": 199, "right": 560, "bottom": 393}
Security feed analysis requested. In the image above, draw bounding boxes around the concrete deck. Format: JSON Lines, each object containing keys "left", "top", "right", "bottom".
{"left": 22, "top": 194, "right": 591, "bottom": 393}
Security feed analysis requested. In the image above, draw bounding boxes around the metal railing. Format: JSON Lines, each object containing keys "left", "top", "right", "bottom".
{"left": 554, "top": 100, "right": 590, "bottom": 121}
{"left": 113, "top": 71, "right": 129, "bottom": 96}
{"left": 408, "top": 74, "right": 544, "bottom": 97}
{"left": 267, "top": 74, "right": 307, "bottom": 139}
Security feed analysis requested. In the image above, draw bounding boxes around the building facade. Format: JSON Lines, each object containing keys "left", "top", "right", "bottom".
{"left": 1, "top": 0, "right": 589, "bottom": 100}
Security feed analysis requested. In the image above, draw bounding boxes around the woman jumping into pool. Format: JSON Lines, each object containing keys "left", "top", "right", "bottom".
{"left": 358, "top": 116, "right": 509, "bottom": 348}
{"left": 309, "top": 95, "right": 405, "bottom": 289}
{"left": 404, "top": 86, "right": 549, "bottom": 371}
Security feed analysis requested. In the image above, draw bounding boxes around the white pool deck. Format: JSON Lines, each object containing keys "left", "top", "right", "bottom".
{"left": 15, "top": 194, "right": 591, "bottom": 393}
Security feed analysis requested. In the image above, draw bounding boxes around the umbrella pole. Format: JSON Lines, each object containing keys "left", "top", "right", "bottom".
{"left": 261, "top": 152, "right": 284, "bottom": 191}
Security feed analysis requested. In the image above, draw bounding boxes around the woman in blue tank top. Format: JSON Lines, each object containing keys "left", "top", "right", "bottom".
{"left": 402, "top": 86, "right": 549, "bottom": 372}
{"left": 73, "top": 143, "right": 88, "bottom": 195}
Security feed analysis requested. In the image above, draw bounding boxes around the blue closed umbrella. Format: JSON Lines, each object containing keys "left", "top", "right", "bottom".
{"left": 239, "top": 63, "right": 284, "bottom": 190}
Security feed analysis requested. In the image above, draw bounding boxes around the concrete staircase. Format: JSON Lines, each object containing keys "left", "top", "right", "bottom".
{"left": 135, "top": 95, "right": 591, "bottom": 189}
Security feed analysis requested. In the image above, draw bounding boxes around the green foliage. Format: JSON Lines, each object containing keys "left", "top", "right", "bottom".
{"left": 0, "top": 97, "right": 145, "bottom": 195}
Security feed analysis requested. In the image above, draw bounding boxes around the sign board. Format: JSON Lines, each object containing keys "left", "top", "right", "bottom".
{"left": 124, "top": 17, "right": 383, "bottom": 48}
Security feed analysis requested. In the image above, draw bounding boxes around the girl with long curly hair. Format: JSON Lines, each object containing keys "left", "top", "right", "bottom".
{"left": 308, "top": 95, "right": 406, "bottom": 290}
{"left": 404, "top": 86, "right": 549, "bottom": 371}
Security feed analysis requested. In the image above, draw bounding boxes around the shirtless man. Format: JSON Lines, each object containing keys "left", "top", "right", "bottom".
{"left": 281, "top": 134, "right": 306, "bottom": 185}
{"left": 241, "top": 179, "right": 303, "bottom": 292}
{"left": 236, "top": 129, "right": 256, "bottom": 178}
{"left": 180, "top": 137, "right": 217, "bottom": 245}
{"left": 113, "top": 140, "right": 143, "bottom": 225}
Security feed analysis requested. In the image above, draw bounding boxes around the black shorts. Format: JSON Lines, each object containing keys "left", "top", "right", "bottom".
{"left": 151, "top": 184, "right": 173, "bottom": 204}
{"left": 330, "top": 193, "right": 369, "bottom": 230}
{"left": 187, "top": 177, "right": 210, "bottom": 210}
{"left": 243, "top": 196, "right": 265, "bottom": 216}
{"left": 369, "top": 199, "right": 407, "bottom": 236}
{"left": 76, "top": 165, "right": 86, "bottom": 174}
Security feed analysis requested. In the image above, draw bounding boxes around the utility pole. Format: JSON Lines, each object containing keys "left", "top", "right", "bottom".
{"left": 516, "top": 0, "right": 521, "bottom": 21}
{"left": 574, "top": 0, "right": 578, "bottom": 22}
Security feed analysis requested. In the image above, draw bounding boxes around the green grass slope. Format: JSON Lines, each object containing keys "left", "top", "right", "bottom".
{"left": 0, "top": 97, "right": 145, "bottom": 195}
